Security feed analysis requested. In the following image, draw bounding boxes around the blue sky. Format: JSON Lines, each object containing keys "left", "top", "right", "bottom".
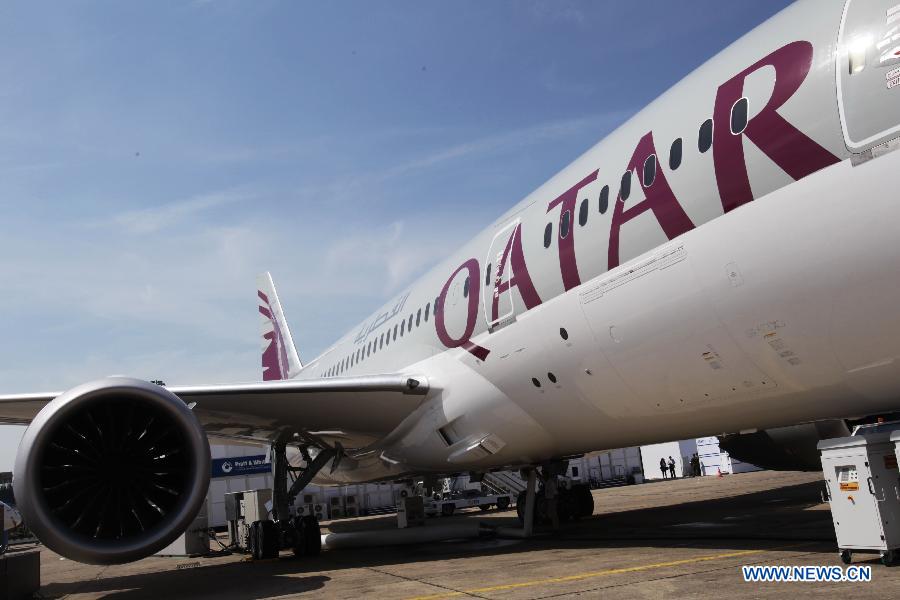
{"left": 0, "top": 0, "right": 792, "bottom": 469}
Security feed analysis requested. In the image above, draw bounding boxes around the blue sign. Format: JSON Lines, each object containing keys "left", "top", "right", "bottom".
{"left": 211, "top": 455, "right": 270, "bottom": 478}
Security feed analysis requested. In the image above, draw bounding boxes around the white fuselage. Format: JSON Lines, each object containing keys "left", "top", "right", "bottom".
{"left": 298, "top": 0, "right": 900, "bottom": 483}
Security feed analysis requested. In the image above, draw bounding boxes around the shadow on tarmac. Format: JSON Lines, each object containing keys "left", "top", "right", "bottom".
{"left": 40, "top": 477, "right": 850, "bottom": 599}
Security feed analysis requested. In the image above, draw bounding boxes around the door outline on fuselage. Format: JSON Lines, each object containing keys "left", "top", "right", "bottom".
{"left": 483, "top": 219, "right": 520, "bottom": 332}
{"left": 836, "top": 0, "right": 900, "bottom": 151}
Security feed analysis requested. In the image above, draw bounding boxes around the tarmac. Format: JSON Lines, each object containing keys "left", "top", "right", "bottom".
{"left": 11, "top": 470, "right": 900, "bottom": 599}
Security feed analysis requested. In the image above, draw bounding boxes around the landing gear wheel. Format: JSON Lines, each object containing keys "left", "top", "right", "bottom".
{"left": 479, "top": 504, "right": 491, "bottom": 512}
{"left": 248, "top": 521, "right": 261, "bottom": 560}
{"left": 572, "top": 484, "right": 594, "bottom": 519}
{"left": 291, "top": 517, "right": 308, "bottom": 557}
{"left": 516, "top": 491, "right": 527, "bottom": 522}
{"left": 840, "top": 550, "right": 852, "bottom": 565}
{"left": 535, "top": 491, "right": 547, "bottom": 525}
{"left": 302, "top": 516, "right": 321, "bottom": 556}
{"left": 881, "top": 549, "right": 895, "bottom": 566}
{"left": 256, "top": 520, "right": 279, "bottom": 559}
{"left": 557, "top": 489, "right": 574, "bottom": 522}
{"left": 497, "top": 496, "right": 510, "bottom": 511}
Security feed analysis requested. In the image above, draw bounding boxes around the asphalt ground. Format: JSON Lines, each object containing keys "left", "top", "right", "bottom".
{"left": 12, "top": 470, "right": 900, "bottom": 599}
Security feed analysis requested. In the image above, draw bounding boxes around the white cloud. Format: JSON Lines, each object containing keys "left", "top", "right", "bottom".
{"left": 103, "top": 190, "right": 252, "bottom": 234}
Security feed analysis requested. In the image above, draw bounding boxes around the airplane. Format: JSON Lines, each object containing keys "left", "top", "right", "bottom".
{"left": 2, "top": 0, "right": 900, "bottom": 565}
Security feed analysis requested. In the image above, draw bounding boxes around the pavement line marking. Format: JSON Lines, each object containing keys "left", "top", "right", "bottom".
{"left": 406, "top": 544, "right": 806, "bottom": 600}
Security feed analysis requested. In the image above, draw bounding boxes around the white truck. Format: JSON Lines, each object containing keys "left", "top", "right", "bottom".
{"left": 424, "top": 489, "right": 513, "bottom": 517}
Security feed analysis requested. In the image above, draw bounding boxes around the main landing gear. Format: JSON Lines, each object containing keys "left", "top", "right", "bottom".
{"left": 515, "top": 469, "right": 594, "bottom": 526}
{"left": 247, "top": 515, "right": 322, "bottom": 560}
{"left": 246, "top": 438, "right": 337, "bottom": 560}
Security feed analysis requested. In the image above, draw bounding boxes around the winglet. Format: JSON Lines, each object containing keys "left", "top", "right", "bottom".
{"left": 257, "top": 272, "right": 303, "bottom": 380}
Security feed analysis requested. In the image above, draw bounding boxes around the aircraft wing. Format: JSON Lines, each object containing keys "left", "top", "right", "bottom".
{"left": 0, "top": 374, "right": 430, "bottom": 448}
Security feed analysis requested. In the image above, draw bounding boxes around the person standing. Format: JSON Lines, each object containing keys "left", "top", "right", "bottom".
{"left": 668, "top": 456, "right": 677, "bottom": 479}
{"left": 659, "top": 457, "right": 668, "bottom": 479}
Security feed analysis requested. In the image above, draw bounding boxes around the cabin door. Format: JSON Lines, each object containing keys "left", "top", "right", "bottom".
{"left": 483, "top": 219, "right": 520, "bottom": 332}
{"left": 837, "top": 0, "right": 900, "bottom": 151}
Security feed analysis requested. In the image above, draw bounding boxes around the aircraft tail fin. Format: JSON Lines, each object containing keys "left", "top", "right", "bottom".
{"left": 257, "top": 272, "right": 303, "bottom": 380}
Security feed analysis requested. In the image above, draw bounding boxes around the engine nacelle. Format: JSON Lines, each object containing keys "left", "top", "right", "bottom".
{"left": 718, "top": 420, "right": 850, "bottom": 471}
{"left": 13, "top": 378, "right": 210, "bottom": 564}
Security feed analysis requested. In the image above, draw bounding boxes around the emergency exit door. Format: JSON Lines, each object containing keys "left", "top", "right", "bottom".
{"left": 837, "top": 0, "right": 900, "bottom": 150}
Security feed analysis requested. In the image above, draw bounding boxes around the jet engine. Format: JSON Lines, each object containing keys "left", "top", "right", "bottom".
{"left": 13, "top": 378, "right": 210, "bottom": 564}
{"left": 717, "top": 420, "right": 850, "bottom": 471}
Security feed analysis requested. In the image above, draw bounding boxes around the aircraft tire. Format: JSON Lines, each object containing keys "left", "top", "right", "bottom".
{"left": 257, "top": 520, "right": 279, "bottom": 559}
{"left": 573, "top": 484, "right": 594, "bottom": 518}
{"left": 248, "top": 521, "right": 261, "bottom": 560}
{"left": 516, "top": 491, "right": 527, "bottom": 522}
{"left": 303, "top": 516, "right": 321, "bottom": 556}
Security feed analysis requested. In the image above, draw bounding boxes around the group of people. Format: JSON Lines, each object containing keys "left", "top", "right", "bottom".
{"left": 659, "top": 456, "right": 677, "bottom": 479}
{"left": 659, "top": 453, "right": 704, "bottom": 479}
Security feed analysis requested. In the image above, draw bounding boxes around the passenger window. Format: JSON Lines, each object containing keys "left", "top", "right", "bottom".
{"left": 731, "top": 97, "right": 748, "bottom": 135}
{"left": 380, "top": 333, "right": 384, "bottom": 349}
{"left": 401, "top": 320, "right": 405, "bottom": 336}
{"left": 698, "top": 118, "right": 713, "bottom": 153}
{"left": 416, "top": 308, "right": 421, "bottom": 327}
{"left": 485, "top": 264, "right": 492, "bottom": 286}
{"left": 578, "top": 199, "right": 588, "bottom": 226}
{"left": 669, "top": 138, "right": 682, "bottom": 170}
{"left": 424, "top": 302, "right": 430, "bottom": 321}
{"left": 463, "top": 277, "right": 469, "bottom": 298}
{"left": 408, "top": 314, "right": 413, "bottom": 331}
{"left": 619, "top": 171, "right": 632, "bottom": 201}
{"left": 598, "top": 185, "right": 609, "bottom": 214}
{"left": 560, "top": 210, "right": 571, "bottom": 239}
{"left": 393, "top": 324, "right": 398, "bottom": 341}
{"left": 643, "top": 154, "right": 657, "bottom": 187}
{"left": 543, "top": 223, "right": 552, "bottom": 248}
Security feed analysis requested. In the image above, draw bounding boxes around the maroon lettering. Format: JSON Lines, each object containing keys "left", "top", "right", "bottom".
{"left": 436, "top": 259, "right": 490, "bottom": 360}
{"left": 608, "top": 132, "right": 695, "bottom": 270}
{"left": 713, "top": 41, "right": 840, "bottom": 213}
{"left": 491, "top": 223, "right": 542, "bottom": 322}
{"left": 546, "top": 172, "right": 598, "bottom": 290}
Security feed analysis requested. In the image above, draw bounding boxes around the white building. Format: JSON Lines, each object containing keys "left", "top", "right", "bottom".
{"left": 640, "top": 437, "right": 762, "bottom": 480}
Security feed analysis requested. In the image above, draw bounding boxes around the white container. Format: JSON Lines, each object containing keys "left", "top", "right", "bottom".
{"left": 156, "top": 504, "right": 209, "bottom": 557}
{"left": 397, "top": 496, "right": 425, "bottom": 528}
{"left": 818, "top": 432, "right": 900, "bottom": 565}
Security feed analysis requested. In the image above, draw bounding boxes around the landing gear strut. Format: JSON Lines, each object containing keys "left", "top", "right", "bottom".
{"left": 248, "top": 438, "right": 337, "bottom": 560}
{"left": 515, "top": 468, "right": 594, "bottom": 527}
